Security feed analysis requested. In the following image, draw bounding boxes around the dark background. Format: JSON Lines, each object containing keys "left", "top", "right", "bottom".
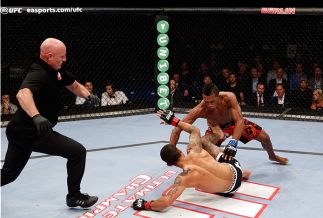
{"left": 1, "top": 5, "right": 322, "bottom": 122}
{"left": 2, "top": 0, "right": 322, "bottom": 8}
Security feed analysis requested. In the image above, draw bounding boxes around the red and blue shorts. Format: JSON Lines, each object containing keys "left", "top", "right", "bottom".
{"left": 205, "top": 119, "right": 262, "bottom": 146}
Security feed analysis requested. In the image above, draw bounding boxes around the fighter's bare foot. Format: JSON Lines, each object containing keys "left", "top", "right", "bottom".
{"left": 242, "top": 170, "right": 251, "bottom": 180}
{"left": 269, "top": 155, "right": 289, "bottom": 165}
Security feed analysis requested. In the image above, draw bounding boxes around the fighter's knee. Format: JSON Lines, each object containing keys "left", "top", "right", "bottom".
{"left": 201, "top": 135, "right": 207, "bottom": 143}
{"left": 201, "top": 136, "right": 208, "bottom": 149}
{"left": 259, "top": 130, "right": 270, "bottom": 143}
{"left": 201, "top": 135, "right": 215, "bottom": 147}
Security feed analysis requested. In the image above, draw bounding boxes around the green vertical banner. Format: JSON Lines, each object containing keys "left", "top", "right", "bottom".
{"left": 155, "top": 15, "right": 171, "bottom": 112}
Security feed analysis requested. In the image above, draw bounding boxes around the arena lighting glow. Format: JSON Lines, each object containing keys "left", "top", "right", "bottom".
{"left": 156, "top": 20, "right": 170, "bottom": 110}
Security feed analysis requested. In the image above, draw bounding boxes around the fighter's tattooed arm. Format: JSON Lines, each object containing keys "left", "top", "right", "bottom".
{"left": 150, "top": 173, "right": 188, "bottom": 211}
{"left": 167, "top": 168, "right": 191, "bottom": 198}
{"left": 174, "top": 121, "right": 203, "bottom": 154}
{"left": 166, "top": 176, "right": 182, "bottom": 198}
{"left": 186, "top": 126, "right": 203, "bottom": 154}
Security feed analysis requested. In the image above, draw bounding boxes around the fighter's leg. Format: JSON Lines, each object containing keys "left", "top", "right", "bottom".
{"left": 201, "top": 133, "right": 223, "bottom": 159}
{"left": 254, "top": 129, "right": 289, "bottom": 164}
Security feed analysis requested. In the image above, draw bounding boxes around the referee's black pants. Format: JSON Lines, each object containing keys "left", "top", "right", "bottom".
{"left": 1, "top": 130, "right": 86, "bottom": 196}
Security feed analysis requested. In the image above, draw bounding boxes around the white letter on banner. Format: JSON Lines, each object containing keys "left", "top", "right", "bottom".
{"left": 159, "top": 49, "right": 167, "bottom": 57}
{"left": 159, "top": 36, "right": 167, "bottom": 44}
{"left": 160, "top": 100, "right": 168, "bottom": 106}
{"left": 159, "top": 88, "right": 168, "bottom": 94}
{"left": 159, "top": 75, "right": 168, "bottom": 82}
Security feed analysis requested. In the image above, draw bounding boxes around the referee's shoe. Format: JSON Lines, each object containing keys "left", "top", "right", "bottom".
{"left": 66, "top": 192, "right": 98, "bottom": 208}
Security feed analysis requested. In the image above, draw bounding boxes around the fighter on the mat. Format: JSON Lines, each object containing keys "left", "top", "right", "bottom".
{"left": 170, "top": 82, "right": 289, "bottom": 164}
{"left": 132, "top": 110, "right": 251, "bottom": 211}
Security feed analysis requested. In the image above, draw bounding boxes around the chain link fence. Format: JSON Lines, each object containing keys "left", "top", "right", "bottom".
{"left": 1, "top": 11, "right": 158, "bottom": 124}
{"left": 166, "top": 11, "right": 323, "bottom": 121}
{"left": 1, "top": 8, "right": 323, "bottom": 126}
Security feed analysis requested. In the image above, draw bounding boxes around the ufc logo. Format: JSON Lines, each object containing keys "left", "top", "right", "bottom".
{"left": 136, "top": 200, "right": 142, "bottom": 208}
{"left": 166, "top": 111, "right": 173, "bottom": 120}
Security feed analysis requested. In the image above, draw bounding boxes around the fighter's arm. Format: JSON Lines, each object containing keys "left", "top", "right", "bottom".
{"left": 176, "top": 121, "right": 203, "bottom": 154}
{"left": 222, "top": 93, "right": 245, "bottom": 160}
{"left": 132, "top": 173, "right": 188, "bottom": 211}
{"left": 158, "top": 110, "right": 203, "bottom": 153}
{"left": 151, "top": 174, "right": 187, "bottom": 211}
{"left": 225, "top": 93, "right": 245, "bottom": 143}
{"left": 169, "top": 104, "right": 201, "bottom": 146}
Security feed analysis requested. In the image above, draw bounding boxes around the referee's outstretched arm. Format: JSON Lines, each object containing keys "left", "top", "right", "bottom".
{"left": 66, "top": 81, "right": 90, "bottom": 98}
{"left": 66, "top": 81, "right": 100, "bottom": 105}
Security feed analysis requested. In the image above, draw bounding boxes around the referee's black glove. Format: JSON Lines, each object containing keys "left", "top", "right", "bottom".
{"left": 85, "top": 94, "right": 100, "bottom": 105}
{"left": 32, "top": 114, "right": 54, "bottom": 136}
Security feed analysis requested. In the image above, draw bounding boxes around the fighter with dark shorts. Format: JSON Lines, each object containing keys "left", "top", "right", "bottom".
{"left": 131, "top": 110, "right": 250, "bottom": 212}
{"left": 169, "top": 83, "right": 289, "bottom": 164}
{"left": 206, "top": 119, "right": 262, "bottom": 147}
{"left": 216, "top": 153, "right": 242, "bottom": 193}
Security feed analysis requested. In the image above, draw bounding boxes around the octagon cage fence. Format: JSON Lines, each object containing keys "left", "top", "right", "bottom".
{"left": 1, "top": 7, "right": 323, "bottom": 126}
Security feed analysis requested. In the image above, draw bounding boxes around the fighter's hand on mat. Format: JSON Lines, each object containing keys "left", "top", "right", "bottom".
{"left": 131, "top": 199, "right": 154, "bottom": 210}
{"left": 85, "top": 94, "right": 100, "bottom": 105}
{"left": 32, "top": 114, "right": 54, "bottom": 136}
{"left": 222, "top": 140, "right": 238, "bottom": 160}
{"left": 157, "top": 109, "right": 180, "bottom": 126}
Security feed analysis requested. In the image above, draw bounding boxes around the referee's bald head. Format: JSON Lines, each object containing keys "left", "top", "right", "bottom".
{"left": 40, "top": 38, "right": 66, "bottom": 70}
{"left": 40, "top": 38, "right": 65, "bottom": 54}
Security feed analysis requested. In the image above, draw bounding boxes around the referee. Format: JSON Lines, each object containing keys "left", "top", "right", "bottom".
{"left": 1, "top": 38, "right": 100, "bottom": 208}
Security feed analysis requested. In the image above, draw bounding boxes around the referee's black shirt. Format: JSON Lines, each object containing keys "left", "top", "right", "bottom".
{"left": 6, "top": 58, "right": 75, "bottom": 142}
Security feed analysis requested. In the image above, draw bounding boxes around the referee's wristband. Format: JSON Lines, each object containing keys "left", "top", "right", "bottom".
{"left": 228, "top": 139, "right": 238, "bottom": 148}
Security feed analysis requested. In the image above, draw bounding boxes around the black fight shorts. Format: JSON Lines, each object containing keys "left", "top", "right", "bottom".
{"left": 216, "top": 153, "right": 243, "bottom": 194}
